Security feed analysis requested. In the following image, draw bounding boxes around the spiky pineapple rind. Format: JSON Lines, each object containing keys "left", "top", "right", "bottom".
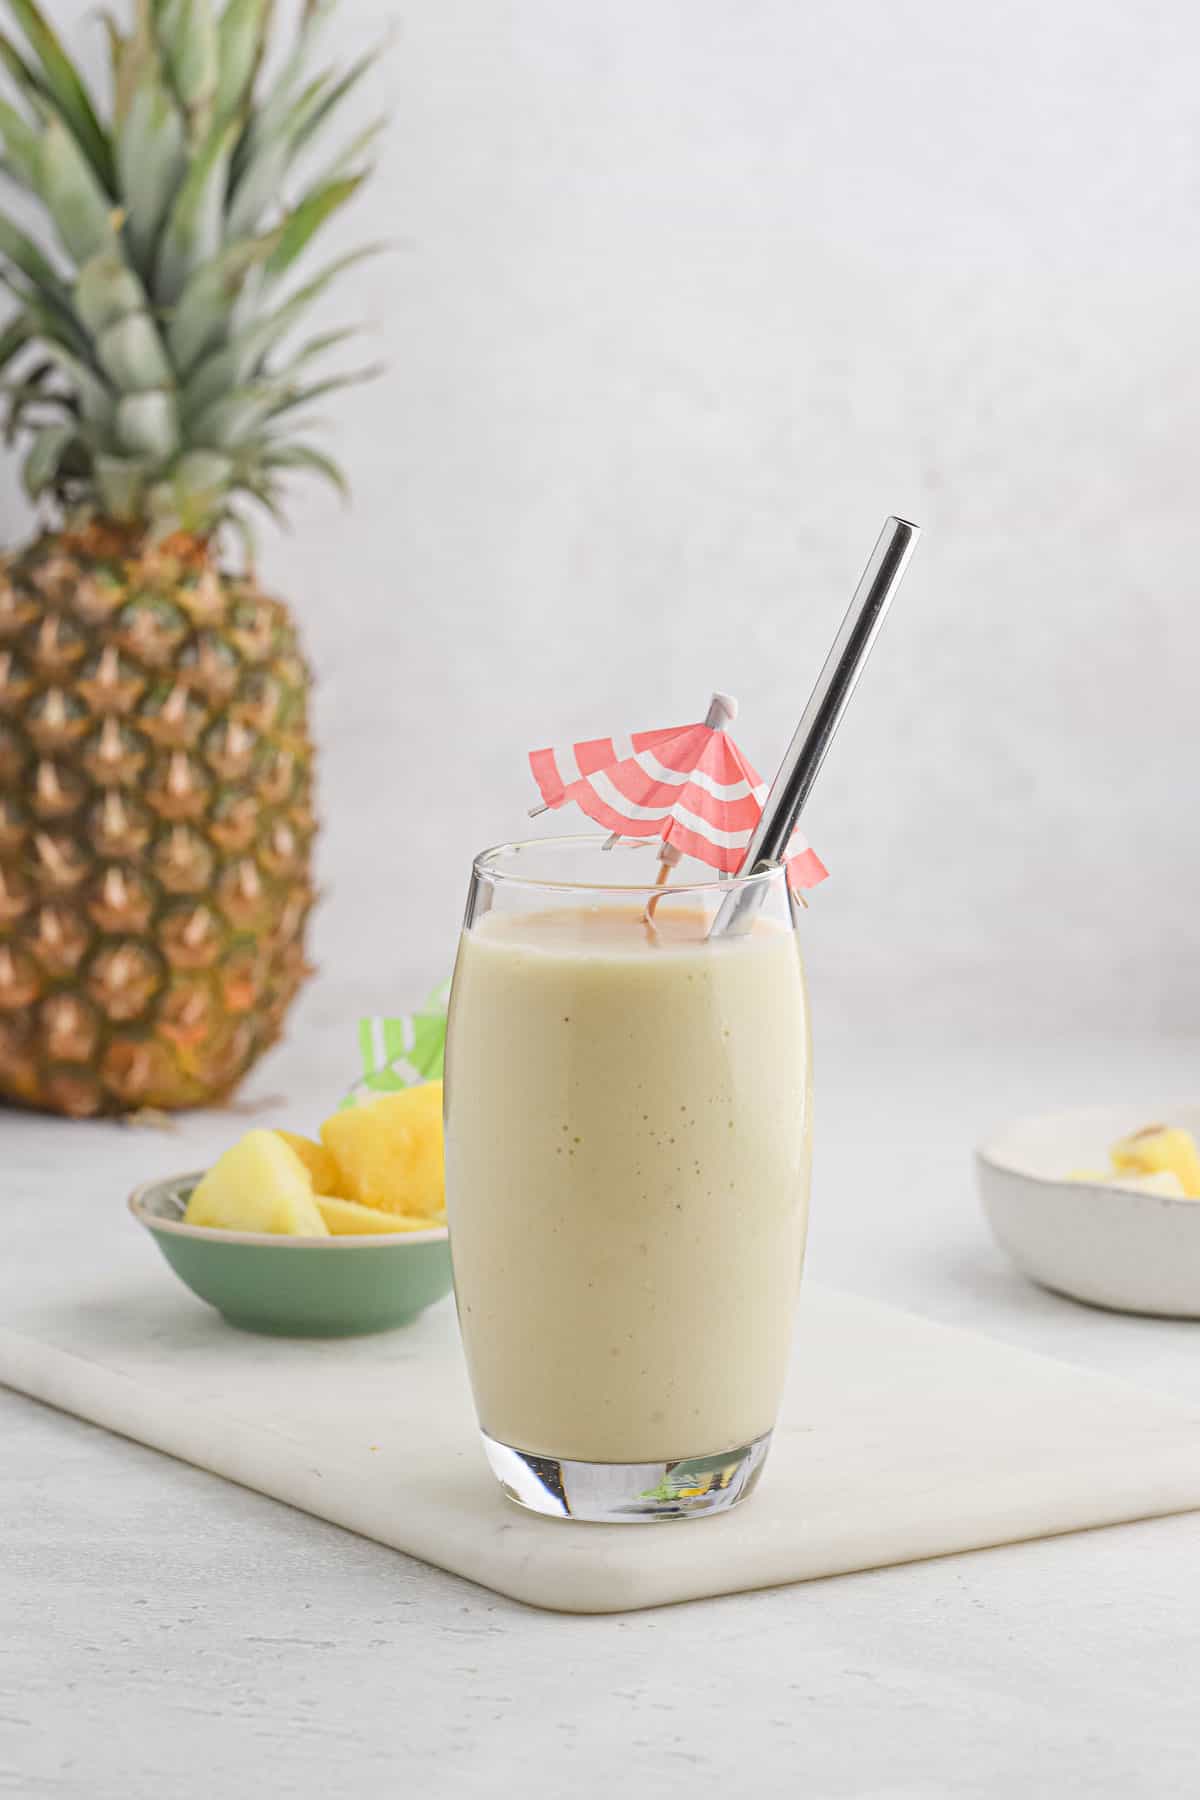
{"left": 0, "top": 527, "right": 316, "bottom": 1116}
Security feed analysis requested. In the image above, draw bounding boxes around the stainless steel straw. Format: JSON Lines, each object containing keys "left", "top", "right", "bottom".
{"left": 710, "top": 515, "right": 921, "bottom": 937}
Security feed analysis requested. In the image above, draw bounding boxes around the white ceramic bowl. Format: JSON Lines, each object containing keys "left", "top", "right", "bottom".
{"left": 976, "top": 1102, "right": 1200, "bottom": 1318}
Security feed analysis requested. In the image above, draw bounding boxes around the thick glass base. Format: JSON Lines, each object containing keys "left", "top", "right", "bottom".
{"left": 481, "top": 1429, "right": 772, "bottom": 1523}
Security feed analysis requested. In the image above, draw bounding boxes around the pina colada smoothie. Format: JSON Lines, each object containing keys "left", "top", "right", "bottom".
{"left": 444, "top": 903, "right": 811, "bottom": 1464}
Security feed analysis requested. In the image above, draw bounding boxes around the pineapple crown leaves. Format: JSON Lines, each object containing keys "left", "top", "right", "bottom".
{"left": 0, "top": 0, "right": 386, "bottom": 547}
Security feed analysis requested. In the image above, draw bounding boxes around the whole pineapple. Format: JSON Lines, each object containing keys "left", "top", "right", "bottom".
{"left": 0, "top": 0, "right": 380, "bottom": 1114}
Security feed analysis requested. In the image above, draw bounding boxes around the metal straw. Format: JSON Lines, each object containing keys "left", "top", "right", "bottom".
{"left": 710, "top": 515, "right": 921, "bottom": 937}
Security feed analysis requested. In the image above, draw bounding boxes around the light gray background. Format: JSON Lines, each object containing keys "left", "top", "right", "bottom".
{"left": 4, "top": 15, "right": 1200, "bottom": 1790}
{"left": 4, "top": 0, "right": 1198, "bottom": 1048}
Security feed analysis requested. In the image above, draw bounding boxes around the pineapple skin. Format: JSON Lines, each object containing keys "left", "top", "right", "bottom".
{"left": 0, "top": 524, "right": 317, "bottom": 1116}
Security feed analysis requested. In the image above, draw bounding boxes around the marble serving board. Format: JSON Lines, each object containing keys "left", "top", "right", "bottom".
{"left": 4, "top": 1241, "right": 1200, "bottom": 1614}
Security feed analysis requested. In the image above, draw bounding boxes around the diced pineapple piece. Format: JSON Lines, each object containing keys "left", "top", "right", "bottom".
{"left": 1110, "top": 1125, "right": 1200, "bottom": 1198}
{"left": 315, "top": 1194, "right": 439, "bottom": 1235}
{"left": 185, "top": 1130, "right": 329, "bottom": 1236}
{"left": 320, "top": 1082, "right": 444, "bottom": 1215}
{"left": 276, "top": 1130, "right": 342, "bottom": 1194}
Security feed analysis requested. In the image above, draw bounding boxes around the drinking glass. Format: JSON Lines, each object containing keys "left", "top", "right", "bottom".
{"left": 444, "top": 836, "right": 812, "bottom": 1522}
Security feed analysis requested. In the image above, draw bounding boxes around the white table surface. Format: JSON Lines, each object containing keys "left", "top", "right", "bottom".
{"left": 3, "top": 1031, "right": 1199, "bottom": 1799}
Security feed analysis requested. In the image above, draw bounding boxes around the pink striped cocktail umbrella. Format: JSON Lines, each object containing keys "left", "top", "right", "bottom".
{"left": 528, "top": 693, "right": 828, "bottom": 893}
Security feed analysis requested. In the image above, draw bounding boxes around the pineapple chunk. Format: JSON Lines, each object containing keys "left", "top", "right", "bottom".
{"left": 315, "top": 1195, "right": 439, "bottom": 1235}
{"left": 185, "top": 1130, "right": 329, "bottom": 1236}
{"left": 276, "top": 1130, "right": 341, "bottom": 1194}
{"left": 320, "top": 1082, "right": 444, "bottom": 1215}
{"left": 1110, "top": 1125, "right": 1200, "bottom": 1198}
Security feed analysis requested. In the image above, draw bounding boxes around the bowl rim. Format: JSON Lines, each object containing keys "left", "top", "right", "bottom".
{"left": 129, "top": 1171, "right": 450, "bottom": 1249}
{"left": 976, "top": 1099, "right": 1200, "bottom": 1212}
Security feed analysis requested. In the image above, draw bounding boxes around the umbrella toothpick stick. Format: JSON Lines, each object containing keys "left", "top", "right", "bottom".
{"left": 643, "top": 692, "right": 738, "bottom": 922}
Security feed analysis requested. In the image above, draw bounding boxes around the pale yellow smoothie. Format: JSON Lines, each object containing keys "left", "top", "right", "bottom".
{"left": 444, "top": 902, "right": 811, "bottom": 1463}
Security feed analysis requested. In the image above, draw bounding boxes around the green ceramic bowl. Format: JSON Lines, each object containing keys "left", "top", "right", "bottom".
{"left": 130, "top": 1171, "right": 454, "bottom": 1337}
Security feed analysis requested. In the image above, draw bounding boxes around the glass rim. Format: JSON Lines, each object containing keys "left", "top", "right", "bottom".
{"left": 471, "top": 833, "right": 786, "bottom": 897}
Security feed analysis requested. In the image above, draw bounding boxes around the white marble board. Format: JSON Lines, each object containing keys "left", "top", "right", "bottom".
{"left": 3, "top": 1239, "right": 1200, "bottom": 1614}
